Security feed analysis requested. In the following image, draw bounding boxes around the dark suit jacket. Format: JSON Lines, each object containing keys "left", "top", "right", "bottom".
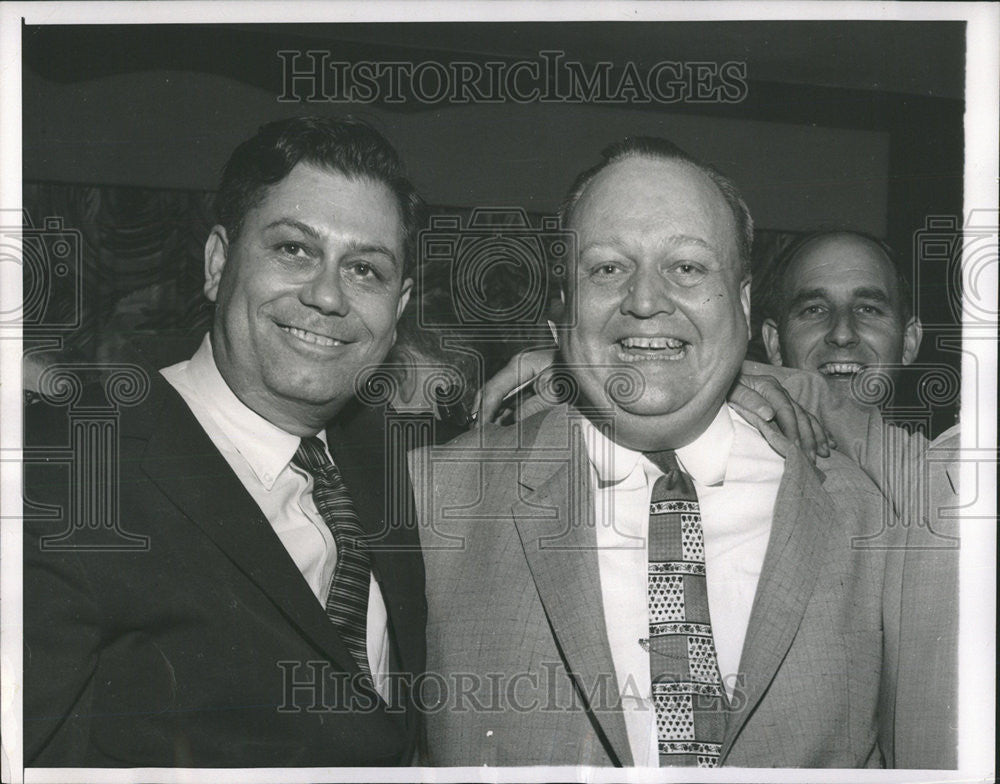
{"left": 23, "top": 371, "right": 427, "bottom": 767}
{"left": 413, "top": 405, "right": 903, "bottom": 767}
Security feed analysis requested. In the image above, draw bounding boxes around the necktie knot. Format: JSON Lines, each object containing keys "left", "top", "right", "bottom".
{"left": 293, "top": 435, "right": 333, "bottom": 477}
{"left": 645, "top": 450, "right": 683, "bottom": 491}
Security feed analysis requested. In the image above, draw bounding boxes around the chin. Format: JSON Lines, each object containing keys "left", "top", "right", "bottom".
{"left": 267, "top": 370, "right": 345, "bottom": 405}
{"left": 615, "top": 392, "right": 685, "bottom": 418}
{"left": 601, "top": 408, "right": 696, "bottom": 452}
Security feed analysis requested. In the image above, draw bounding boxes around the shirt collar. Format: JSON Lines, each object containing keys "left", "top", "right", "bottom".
{"left": 674, "top": 405, "right": 734, "bottom": 487}
{"left": 582, "top": 404, "right": 734, "bottom": 488}
{"left": 582, "top": 418, "right": 645, "bottom": 485}
{"left": 185, "top": 334, "right": 321, "bottom": 490}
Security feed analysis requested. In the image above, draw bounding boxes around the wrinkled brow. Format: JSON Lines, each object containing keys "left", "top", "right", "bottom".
{"left": 786, "top": 286, "right": 895, "bottom": 315}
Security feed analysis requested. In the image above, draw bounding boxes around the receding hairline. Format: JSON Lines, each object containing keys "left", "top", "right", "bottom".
{"left": 792, "top": 231, "right": 892, "bottom": 265}
{"left": 567, "top": 153, "right": 722, "bottom": 216}
{"left": 564, "top": 148, "right": 752, "bottom": 278}
{"left": 787, "top": 233, "right": 901, "bottom": 293}
{"left": 566, "top": 154, "right": 744, "bottom": 261}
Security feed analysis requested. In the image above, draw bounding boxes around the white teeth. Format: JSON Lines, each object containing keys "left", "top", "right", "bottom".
{"left": 616, "top": 336, "right": 687, "bottom": 362}
{"left": 619, "top": 336, "right": 686, "bottom": 349}
{"left": 281, "top": 325, "right": 342, "bottom": 347}
{"left": 819, "top": 362, "right": 863, "bottom": 376}
{"left": 615, "top": 343, "right": 687, "bottom": 362}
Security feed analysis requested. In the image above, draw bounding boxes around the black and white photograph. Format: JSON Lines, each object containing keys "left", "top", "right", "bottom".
{"left": 1, "top": 2, "right": 996, "bottom": 782}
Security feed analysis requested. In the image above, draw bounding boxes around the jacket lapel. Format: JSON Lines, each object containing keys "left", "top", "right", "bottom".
{"left": 721, "top": 449, "right": 830, "bottom": 759}
{"left": 511, "top": 408, "right": 634, "bottom": 767}
{"left": 136, "top": 377, "right": 361, "bottom": 676}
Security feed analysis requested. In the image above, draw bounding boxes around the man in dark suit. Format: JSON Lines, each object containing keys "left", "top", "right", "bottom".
{"left": 24, "top": 117, "right": 426, "bottom": 767}
{"left": 415, "top": 137, "right": 904, "bottom": 767}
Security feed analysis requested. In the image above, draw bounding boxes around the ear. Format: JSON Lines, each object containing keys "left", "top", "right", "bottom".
{"left": 390, "top": 278, "right": 413, "bottom": 346}
{"left": 739, "top": 277, "right": 752, "bottom": 339}
{"left": 396, "top": 278, "right": 413, "bottom": 322}
{"left": 761, "top": 318, "right": 784, "bottom": 366}
{"left": 901, "top": 315, "right": 923, "bottom": 365}
{"left": 396, "top": 347, "right": 417, "bottom": 404}
{"left": 547, "top": 273, "right": 570, "bottom": 342}
{"left": 204, "top": 226, "right": 230, "bottom": 302}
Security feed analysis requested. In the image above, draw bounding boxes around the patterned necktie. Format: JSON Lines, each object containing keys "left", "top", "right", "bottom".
{"left": 644, "top": 450, "right": 727, "bottom": 767}
{"left": 293, "top": 436, "right": 372, "bottom": 677}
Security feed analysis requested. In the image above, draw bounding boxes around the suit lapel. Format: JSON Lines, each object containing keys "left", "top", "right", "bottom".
{"left": 137, "top": 377, "right": 361, "bottom": 676}
{"left": 721, "top": 449, "right": 830, "bottom": 759}
{"left": 511, "top": 409, "right": 633, "bottom": 767}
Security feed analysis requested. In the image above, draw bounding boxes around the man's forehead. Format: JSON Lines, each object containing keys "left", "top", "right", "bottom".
{"left": 254, "top": 163, "right": 404, "bottom": 238}
{"left": 789, "top": 236, "right": 897, "bottom": 288}
{"left": 793, "top": 234, "right": 892, "bottom": 274}
{"left": 580, "top": 232, "right": 717, "bottom": 254}
{"left": 569, "top": 156, "right": 738, "bottom": 255}
{"left": 575, "top": 156, "right": 718, "bottom": 209}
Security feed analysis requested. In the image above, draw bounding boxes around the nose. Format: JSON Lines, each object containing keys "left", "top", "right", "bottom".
{"left": 621, "top": 265, "right": 676, "bottom": 318}
{"left": 825, "top": 308, "right": 859, "bottom": 348}
{"left": 300, "top": 262, "right": 349, "bottom": 316}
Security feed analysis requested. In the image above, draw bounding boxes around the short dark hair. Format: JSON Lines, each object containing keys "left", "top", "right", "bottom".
{"left": 758, "top": 229, "right": 915, "bottom": 326}
{"left": 558, "top": 136, "right": 754, "bottom": 276}
{"left": 215, "top": 116, "right": 424, "bottom": 274}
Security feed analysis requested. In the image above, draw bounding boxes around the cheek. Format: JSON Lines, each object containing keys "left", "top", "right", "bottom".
{"left": 782, "top": 324, "right": 821, "bottom": 360}
{"left": 356, "top": 294, "right": 405, "bottom": 342}
{"left": 571, "top": 291, "right": 615, "bottom": 335}
{"left": 686, "top": 293, "right": 744, "bottom": 336}
{"left": 862, "top": 324, "right": 903, "bottom": 354}
{"left": 562, "top": 323, "right": 608, "bottom": 369}
{"left": 225, "top": 271, "right": 283, "bottom": 317}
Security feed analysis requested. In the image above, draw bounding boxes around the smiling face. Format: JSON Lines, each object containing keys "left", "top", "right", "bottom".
{"left": 560, "top": 155, "right": 751, "bottom": 451}
{"left": 761, "top": 233, "right": 921, "bottom": 394}
{"left": 204, "top": 162, "right": 411, "bottom": 435}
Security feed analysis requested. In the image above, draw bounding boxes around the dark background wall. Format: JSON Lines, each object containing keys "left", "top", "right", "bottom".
{"left": 21, "top": 21, "right": 966, "bottom": 432}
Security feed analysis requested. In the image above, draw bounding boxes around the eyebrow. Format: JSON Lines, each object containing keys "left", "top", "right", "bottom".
{"left": 581, "top": 233, "right": 715, "bottom": 254}
{"left": 850, "top": 287, "right": 893, "bottom": 303}
{"left": 787, "top": 286, "right": 893, "bottom": 309}
{"left": 263, "top": 218, "right": 322, "bottom": 241}
{"left": 263, "top": 218, "right": 399, "bottom": 265}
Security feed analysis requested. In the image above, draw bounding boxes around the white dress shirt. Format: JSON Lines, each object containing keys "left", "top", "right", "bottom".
{"left": 161, "top": 335, "right": 390, "bottom": 695}
{"left": 584, "top": 404, "right": 784, "bottom": 766}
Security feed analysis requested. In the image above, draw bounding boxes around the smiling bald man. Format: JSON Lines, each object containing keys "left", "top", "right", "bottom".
{"left": 414, "top": 137, "right": 905, "bottom": 768}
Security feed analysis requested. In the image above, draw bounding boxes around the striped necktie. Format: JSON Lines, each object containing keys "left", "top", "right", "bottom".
{"left": 644, "top": 450, "right": 727, "bottom": 767}
{"left": 293, "top": 436, "right": 372, "bottom": 677}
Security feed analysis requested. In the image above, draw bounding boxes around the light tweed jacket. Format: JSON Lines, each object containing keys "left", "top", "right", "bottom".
{"left": 749, "top": 361, "right": 959, "bottom": 768}
{"left": 412, "top": 404, "right": 904, "bottom": 767}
